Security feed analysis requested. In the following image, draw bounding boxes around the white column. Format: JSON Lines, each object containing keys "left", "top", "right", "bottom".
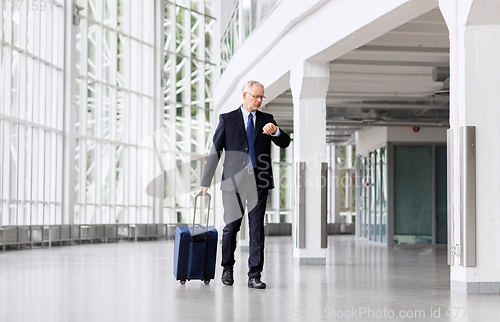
{"left": 62, "top": 1, "right": 78, "bottom": 225}
{"left": 440, "top": 0, "right": 500, "bottom": 294}
{"left": 290, "top": 61, "right": 329, "bottom": 264}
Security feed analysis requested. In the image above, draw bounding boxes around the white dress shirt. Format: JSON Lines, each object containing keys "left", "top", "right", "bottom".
{"left": 240, "top": 106, "right": 281, "bottom": 136}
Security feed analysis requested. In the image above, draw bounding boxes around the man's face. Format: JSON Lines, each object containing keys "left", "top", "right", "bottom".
{"left": 243, "top": 85, "right": 265, "bottom": 112}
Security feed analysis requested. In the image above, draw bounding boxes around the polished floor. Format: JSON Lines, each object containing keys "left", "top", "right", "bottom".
{"left": 1, "top": 235, "right": 500, "bottom": 322}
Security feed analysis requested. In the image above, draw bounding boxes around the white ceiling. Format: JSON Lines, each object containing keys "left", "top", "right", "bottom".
{"left": 263, "top": 8, "right": 450, "bottom": 144}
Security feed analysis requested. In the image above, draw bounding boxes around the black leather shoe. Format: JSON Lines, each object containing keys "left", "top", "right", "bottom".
{"left": 221, "top": 269, "right": 234, "bottom": 286}
{"left": 248, "top": 277, "right": 266, "bottom": 289}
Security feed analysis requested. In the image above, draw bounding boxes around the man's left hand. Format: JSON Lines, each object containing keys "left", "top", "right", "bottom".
{"left": 262, "top": 123, "right": 277, "bottom": 135}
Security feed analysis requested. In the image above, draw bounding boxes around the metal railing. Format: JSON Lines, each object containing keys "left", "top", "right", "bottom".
{"left": 0, "top": 222, "right": 297, "bottom": 251}
{"left": 0, "top": 224, "right": 182, "bottom": 250}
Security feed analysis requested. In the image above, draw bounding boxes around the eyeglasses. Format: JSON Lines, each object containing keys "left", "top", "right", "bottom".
{"left": 244, "top": 92, "right": 266, "bottom": 101}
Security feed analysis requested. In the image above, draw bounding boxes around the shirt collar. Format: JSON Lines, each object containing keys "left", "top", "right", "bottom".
{"left": 240, "top": 105, "right": 256, "bottom": 119}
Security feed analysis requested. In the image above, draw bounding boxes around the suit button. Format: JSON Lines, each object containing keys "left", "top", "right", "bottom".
{"left": 245, "top": 148, "right": 248, "bottom": 150}
{"left": 242, "top": 162, "right": 245, "bottom": 164}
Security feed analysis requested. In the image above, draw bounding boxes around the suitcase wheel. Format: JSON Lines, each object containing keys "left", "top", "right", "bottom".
{"left": 204, "top": 279, "right": 210, "bottom": 285}
{"left": 180, "top": 280, "right": 186, "bottom": 285}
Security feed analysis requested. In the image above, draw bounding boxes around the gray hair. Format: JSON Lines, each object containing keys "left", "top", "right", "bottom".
{"left": 241, "top": 80, "right": 264, "bottom": 93}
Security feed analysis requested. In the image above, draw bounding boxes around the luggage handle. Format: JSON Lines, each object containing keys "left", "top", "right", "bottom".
{"left": 191, "top": 192, "right": 211, "bottom": 241}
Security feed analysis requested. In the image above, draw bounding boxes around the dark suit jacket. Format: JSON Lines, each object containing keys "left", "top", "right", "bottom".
{"left": 201, "top": 107, "right": 291, "bottom": 191}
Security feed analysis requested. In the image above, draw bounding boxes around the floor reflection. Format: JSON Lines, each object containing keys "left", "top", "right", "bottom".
{"left": 1, "top": 236, "right": 499, "bottom": 321}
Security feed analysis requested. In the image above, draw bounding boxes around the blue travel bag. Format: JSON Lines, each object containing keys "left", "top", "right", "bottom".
{"left": 174, "top": 193, "right": 218, "bottom": 284}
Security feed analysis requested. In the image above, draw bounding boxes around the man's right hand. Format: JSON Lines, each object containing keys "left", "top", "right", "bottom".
{"left": 198, "top": 186, "right": 208, "bottom": 196}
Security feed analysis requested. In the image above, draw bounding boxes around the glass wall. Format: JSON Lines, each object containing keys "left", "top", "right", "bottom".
{"left": 393, "top": 146, "right": 432, "bottom": 244}
{"left": 278, "top": 146, "right": 292, "bottom": 222}
{"left": 220, "top": 0, "right": 281, "bottom": 74}
{"left": 163, "top": 0, "right": 215, "bottom": 224}
{"left": 74, "top": 0, "right": 156, "bottom": 224}
{"left": 265, "top": 143, "right": 292, "bottom": 223}
{"left": 0, "top": 1, "right": 64, "bottom": 225}
{"left": 393, "top": 145, "right": 447, "bottom": 245}
{"left": 1, "top": 0, "right": 215, "bottom": 226}
{"left": 359, "top": 147, "right": 387, "bottom": 242}
{"left": 358, "top": 144, "right": 447, "bottom": 244}
{"left": 339, "top": 145, "right": 356, "bottom": 221}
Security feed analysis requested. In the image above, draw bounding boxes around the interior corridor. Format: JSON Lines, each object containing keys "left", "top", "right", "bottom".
{"left": 2, "top": 236, "right": 499, "bottom": 321}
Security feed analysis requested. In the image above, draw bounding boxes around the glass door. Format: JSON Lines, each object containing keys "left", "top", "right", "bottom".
{"left": 393, "top": 146, "right": 433, "bottom": 244}
{"left": 381, "top": 148, "right": 387, "bottom": 243}
{"left": 358, "top": 147, "right": 387, "bottom": 243}
{"left": 359, "top": 158, "right": 368, "bottom": 239}
{"left": 369, "top": 152, "right": 376, "bottom": 241}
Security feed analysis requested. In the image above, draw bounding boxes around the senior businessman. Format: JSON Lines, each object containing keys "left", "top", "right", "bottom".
{"left": 198, "top": 80, "right": 290, "bottom": 289}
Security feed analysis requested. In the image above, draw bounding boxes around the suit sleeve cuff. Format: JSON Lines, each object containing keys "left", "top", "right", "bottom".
{"left": 271, "top": 128, "right": 281, "bottom": 137}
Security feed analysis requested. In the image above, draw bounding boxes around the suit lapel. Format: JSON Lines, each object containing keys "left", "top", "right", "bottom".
{"left": 254, "top": 111, "right": 264, "bottom": 143}
{"left": 235, "top": 107, "right": 246, "bottom": 139}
